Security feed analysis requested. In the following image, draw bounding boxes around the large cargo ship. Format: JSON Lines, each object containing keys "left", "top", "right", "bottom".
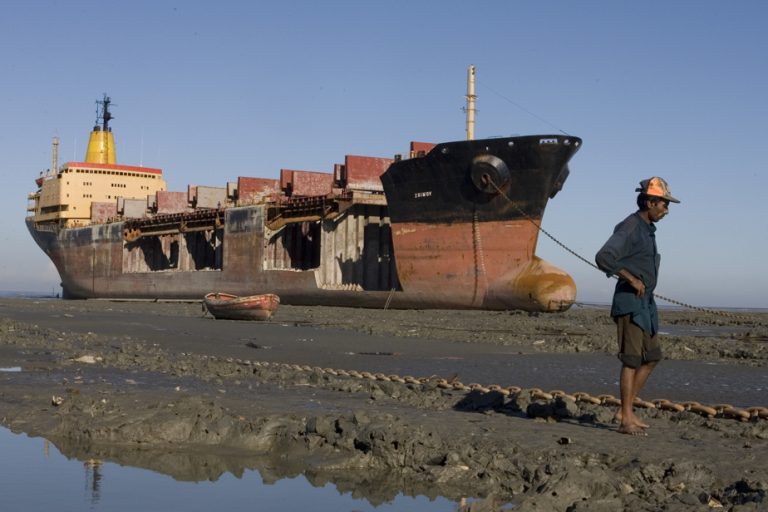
{"left": 27, "top": 77, "right": 582, "bottom": 312}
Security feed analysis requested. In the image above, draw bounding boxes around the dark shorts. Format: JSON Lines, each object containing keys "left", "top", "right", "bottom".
{"left": 616, "top": 314, "right": 662, "bottom": 369}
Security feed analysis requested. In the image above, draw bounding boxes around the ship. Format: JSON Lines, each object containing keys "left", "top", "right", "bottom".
{"left": 26, "top": 70, "right": 582, "bottom": 312}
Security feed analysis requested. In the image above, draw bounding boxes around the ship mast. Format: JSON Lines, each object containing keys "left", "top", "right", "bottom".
{"left": 97, "top": 94, "right": 114, "bottom": 132}
{"left": 465, "top": 65, "right": 476, "bottom": 141}
{"left": 52, "top": 136, "right": 58, "bottom": 175}
{"left": 85, "top": 94, "right": 117, "bottom": 164}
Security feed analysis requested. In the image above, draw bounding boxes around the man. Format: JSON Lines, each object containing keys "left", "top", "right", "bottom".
{"left": 595, "top": 177, "right": 680, "bottom": 435}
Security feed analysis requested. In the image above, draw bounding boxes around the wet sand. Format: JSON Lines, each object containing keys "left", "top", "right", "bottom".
{"left": 0, "top": 298, "right": 766, "bottom": 510}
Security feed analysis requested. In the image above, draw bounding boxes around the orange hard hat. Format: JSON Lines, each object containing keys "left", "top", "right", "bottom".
{"left": 636, "top": 177, "right": 680, "bottom": 203}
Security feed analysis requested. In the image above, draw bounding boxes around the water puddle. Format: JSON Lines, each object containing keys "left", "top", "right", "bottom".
{"left": 0, "top": 366, "right": 21, "bottom": 372}
{"left": 0, "top": 427, "right": 498, "bottom": 511}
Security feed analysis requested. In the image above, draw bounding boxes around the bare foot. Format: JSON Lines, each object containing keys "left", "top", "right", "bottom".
{"left": 613, "top": 411, "right": 649, "bottom": 429}
{"left": 618, "top": 423, "right": 647, "bottom": 436}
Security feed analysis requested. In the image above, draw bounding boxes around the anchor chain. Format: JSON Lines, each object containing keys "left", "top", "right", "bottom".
{"left": 471, "top": 209, "right": 488, "bottom": 307}
{"left": 191, "top": 352, "right": 767, "bottom": 423}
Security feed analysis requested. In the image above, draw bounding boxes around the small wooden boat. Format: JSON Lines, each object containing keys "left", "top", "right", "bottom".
{"left": 203, "top": 292, "right": 280, "bottom": 321}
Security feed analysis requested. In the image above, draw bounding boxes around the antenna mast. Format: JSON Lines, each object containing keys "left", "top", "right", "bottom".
{"left": 52, "top": 136, "right": 58, "bottom": 175}
{"left": 465, "top": 65, "right": 476, "bottom": 140}
{"left": 86, "top": 94, "right": 117, "bottom": 164}
{"left": 95, "top": 94, "right": 114, "bottom": 132}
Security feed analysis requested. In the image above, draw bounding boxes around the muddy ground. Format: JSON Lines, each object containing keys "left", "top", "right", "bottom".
{"left": 0, "top": 298, "right": 766, "bottom": 511}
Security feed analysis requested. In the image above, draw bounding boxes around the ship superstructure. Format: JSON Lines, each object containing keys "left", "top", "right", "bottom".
{"left": 28, "top": 96, "right": 167, "bottom": 227}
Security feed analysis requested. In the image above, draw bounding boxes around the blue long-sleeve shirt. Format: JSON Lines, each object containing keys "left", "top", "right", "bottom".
{"left": 595, "top": 212, "right": 660, "bottom": 335}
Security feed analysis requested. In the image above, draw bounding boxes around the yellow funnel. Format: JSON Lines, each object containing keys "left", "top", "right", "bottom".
{"left": 85, "top": 128, "right": 116, "bottom": 164}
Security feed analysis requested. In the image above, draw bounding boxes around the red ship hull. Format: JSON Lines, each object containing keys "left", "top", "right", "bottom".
{"left": 391, "top": 219, "right": 575, "bottom": 311}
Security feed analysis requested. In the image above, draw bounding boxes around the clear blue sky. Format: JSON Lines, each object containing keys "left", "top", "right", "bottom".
{"left": 2, "top": 1, "right": 766, "bottom": 308}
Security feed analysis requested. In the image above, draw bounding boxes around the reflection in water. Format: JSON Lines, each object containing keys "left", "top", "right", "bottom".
{"left": 3, "top": 427, "right": 506, "bottom": 511}
{"left": 48, "top": 434, "right": 491, "bottom": 507}
{"left": 84, "top": 459, "right": 103, "bottom": 505}
{"left": 45, "top": 437, "right": 103, "bottom": 505}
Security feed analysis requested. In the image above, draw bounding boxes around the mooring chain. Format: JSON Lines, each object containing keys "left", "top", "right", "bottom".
{"left": 485, "top": 178, "right": 758, "bottom": 321}
{"left": 650, "top": 293, "right": 749, "bottom": 319}
{"left": 471, "top": 210, "right": 489, "bottom": 307}
{"left": 186, "top": 353, "right": 767, "bottom": 422}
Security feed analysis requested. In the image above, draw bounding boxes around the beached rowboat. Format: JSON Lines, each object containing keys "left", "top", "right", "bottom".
{"left": 203, "top": 293, "right": 280, "bottom": 321}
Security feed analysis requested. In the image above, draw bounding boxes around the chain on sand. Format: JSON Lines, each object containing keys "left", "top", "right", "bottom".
{"left": 197, "top": 354, "right": 767, "bottom": 423}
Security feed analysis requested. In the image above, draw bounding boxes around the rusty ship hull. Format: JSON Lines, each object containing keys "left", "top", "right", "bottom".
{"left": 27, "top": 132, "right": 581, "bottom": 311}
{"left": 26, "top": 204, "right": 404, "bottom": 307}
{"left": 381, "top": 135, "right": 580, "bottom": 311}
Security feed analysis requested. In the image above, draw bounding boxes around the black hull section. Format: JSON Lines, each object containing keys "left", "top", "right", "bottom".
{"left": 380, "top": 135, "right": 581, "bottom": 224}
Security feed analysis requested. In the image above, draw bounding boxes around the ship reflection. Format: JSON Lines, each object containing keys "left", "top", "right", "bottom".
{"left": 44, "top": 439, "right": 104, "bottom": 505}
{"left": 84, "top": 458, "right": 103, "bottom": 505}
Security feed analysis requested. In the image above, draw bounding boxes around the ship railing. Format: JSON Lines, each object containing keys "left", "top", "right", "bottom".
{"left": 123, "top": 208, "right": 223, "bottom": 242}
{"left": 265, "top": 194, "right": 341, "bottom": 231}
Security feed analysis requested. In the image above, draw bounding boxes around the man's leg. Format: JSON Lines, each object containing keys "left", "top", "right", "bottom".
{"left": 615, "top": 315, "right": 660, "bottom": 433}
{"left": 633, "top": 361, "right": 656, "bottom": 401}
{"left": 618, "top": 362, "right": 656, "bottom": 434}
{"left": 618, "top": 365, "right": 643, "bottom": 434}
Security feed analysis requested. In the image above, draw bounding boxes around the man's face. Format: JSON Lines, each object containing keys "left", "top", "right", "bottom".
{"left": 647, "top": 198, "right": 670, "bottom": 223}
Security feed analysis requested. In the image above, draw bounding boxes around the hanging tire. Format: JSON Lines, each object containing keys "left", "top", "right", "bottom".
{"left": 469, "top": 154, "right": 510, "bottom": 194}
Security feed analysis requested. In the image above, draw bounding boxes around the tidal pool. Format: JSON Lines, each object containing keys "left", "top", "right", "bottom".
{"left": 0, "top": 428, "right": 475, "bottom": 512}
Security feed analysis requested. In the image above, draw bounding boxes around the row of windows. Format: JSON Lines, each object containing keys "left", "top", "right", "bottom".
{"left": 73, "top": 181, "right": 152, "bottom": 190}
{"left": 61, "top": 168, "right": 159, "bottom": 179}
{"left": 66, "top": 193, "right": 120, "bottom": 200}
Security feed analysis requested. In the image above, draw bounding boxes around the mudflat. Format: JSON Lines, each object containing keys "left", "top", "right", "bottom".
{"left": 0, "top": 298, "right": 766, "bottom": 511}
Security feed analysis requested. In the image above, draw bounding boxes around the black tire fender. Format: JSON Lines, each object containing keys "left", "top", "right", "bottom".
{"left": 469, "top": 154, "right": 510, "bottom": 194}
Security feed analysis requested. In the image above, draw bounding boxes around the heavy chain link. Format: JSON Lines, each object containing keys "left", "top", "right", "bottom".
{"left": 198, "top": 353, "right": 767, "bottom": 422}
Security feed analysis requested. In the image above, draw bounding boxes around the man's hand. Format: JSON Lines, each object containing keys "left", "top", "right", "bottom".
{"left": 617, "top": 270, "right": 645, "bottom": 297}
